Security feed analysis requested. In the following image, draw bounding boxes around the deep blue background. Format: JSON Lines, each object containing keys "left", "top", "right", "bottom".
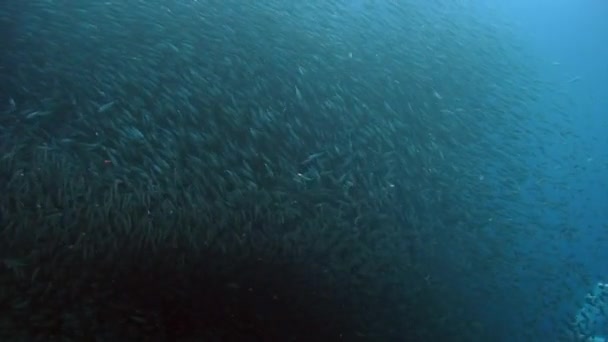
{"left": 350, "top": 1, "right": 607, "bottom": 339}
{"left": 1, "top": 1, "right": 604, "bottom": 340}
{"left": 488, "top": 0, "right": 607, "bottom": 339}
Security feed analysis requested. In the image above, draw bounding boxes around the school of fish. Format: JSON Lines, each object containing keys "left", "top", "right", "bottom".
{"left": 0, "top": 0, "right": 606, "bottom": 341}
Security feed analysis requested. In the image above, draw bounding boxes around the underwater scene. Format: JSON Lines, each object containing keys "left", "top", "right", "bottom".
{"left": 0, "top": 0, "right": 606, "bottom": 341}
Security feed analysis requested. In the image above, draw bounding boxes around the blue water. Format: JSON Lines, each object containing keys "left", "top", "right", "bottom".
{"left": 1, "top": 1, "right": 604, "bottom": 340}
{"left": 481, "top": 0, "right": 608, "bottom": 340}
{"left": 347, "top": 0, "right": 608, "bottom": 339}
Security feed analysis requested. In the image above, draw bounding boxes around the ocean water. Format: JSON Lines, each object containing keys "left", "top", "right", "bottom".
{"left": 0, "top": 0, "right": 606, "bottom": 341}
{"left": 450, "top": 0, "right": 608, "bottom": 340}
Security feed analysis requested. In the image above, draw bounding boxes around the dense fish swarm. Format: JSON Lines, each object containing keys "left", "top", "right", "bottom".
{"left": 0, "top": 0, "right": 586, "bottom": 341}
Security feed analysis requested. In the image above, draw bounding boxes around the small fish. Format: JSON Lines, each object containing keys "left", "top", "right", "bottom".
{"left": 264, "top": 163, "right": 274, "bottom": 177}
{"left": 294, "top": 172, "right": 313, "bottom": 182}
{"left": 8, "top": 98, "right": 16, "bottom": 112}
{"left": 97, "top": 100, "right": 116, "bottom": 113}
{"left": 433, "top": 89, "right": 443, "bottom": 100}
{"left": 1, "top": 258, "right": 26, "bottom": 271}
{"left": 226, "top": 282, "right": 240, "bottom": 289}
{"left": 301, "top": 151, "right": 324, "bottom": 164}
{"left": 25, "top": 110, "right": 52, "bottom": 119}
{"left": 566, "top": 76, "right": 581, "bottom": 84}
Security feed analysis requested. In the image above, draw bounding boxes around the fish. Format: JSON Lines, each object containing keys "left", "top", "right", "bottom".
{"left": 0, "top": 0, "right": 589, "bottom": 340}
{"left": 97, "top": 100, "right": 116, "bottom": 113}
{"left": 566, "top": 76, "right": 581, "bottom": 83}
{"left": 24, "top": 110, "right": 53, "bottom": 119}
{"left": 301, "top": 152, "right": 325, "bottom": 165}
